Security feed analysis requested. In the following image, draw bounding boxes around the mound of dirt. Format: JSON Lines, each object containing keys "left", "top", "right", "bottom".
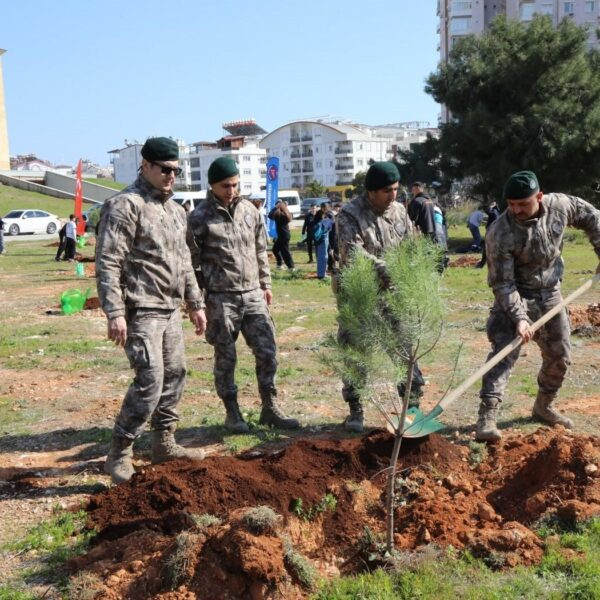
{"left": 449, "top": 255, "right": 481, "bottom": 268}
{"left": 83, "top": 296, "right": 101, "bottom": 310}
{"left": 569, "top": 303, "right": 600, "bottom": 335}
{"left": 74, "top": 428, "right": 600, "bottom": 598}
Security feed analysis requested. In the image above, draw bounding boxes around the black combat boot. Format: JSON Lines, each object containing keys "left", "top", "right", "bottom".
{"left": 259, "top": 388, "right": 299, "bottom": 429}
{"left": 343, "top": 400, "right": 364, "bottom": 433}
{"left": 223, "top": 394, "right": 250, "bottom": 433}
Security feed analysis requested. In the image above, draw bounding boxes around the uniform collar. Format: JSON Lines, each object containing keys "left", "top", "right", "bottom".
{"left": 362, "top": 193, "right": 390, "bottom": 217}
{"left": 136, "top": 175, "right": 173, "bottom": 203}
{"left": 208, "top": 189, "right": 241, "bottom": 213}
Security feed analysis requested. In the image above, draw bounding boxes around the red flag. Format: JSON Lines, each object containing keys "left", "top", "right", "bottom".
{"left": 74, "top": 159, "right": 85, "bottom": 236}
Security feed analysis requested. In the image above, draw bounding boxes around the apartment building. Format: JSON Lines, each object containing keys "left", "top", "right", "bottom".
{"left": 259, "top": 120, "right": 436, "bottom": 189}
{"left": 440, "top": 0, "right": 599, "bottom": 60}
{"left": 438, "top": 0, "right": 599, "bottom": 120}
{"left": 184, "top": 121, "right": 267, "bottom": 194}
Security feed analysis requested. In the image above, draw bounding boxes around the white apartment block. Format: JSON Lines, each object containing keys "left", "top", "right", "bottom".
{"left": 108, "top": 139, "right": 189, "bottom": 188}
{"left": 108, "top": 142, "right": 143, "bottom": 185}
{"left": 439, "top": 0, "right": 600, "bottom": 61}
{"left": 259, "top": 120, "right": 436, "bottom": 189}
{"left": 438, "top": 0, "right": 600, "bottom": 120}
{"left": 183, "top": 136, "right": 266, "bottom": 195}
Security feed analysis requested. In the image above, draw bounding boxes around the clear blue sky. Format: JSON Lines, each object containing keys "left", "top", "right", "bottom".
{"left": 1, "top": 0, "right": 441, "bottom": 166}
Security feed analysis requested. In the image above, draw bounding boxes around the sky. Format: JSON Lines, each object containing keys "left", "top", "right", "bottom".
{"left": 1, "top": 0, "right": 441, "bottom": 167}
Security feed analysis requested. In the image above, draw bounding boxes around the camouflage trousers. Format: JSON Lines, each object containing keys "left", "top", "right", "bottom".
{"left": 204, "top": 288, "right": 277, "bottom": 400}
{"left": 114, "top": 307, "right": 186, "bottom": 440}
{"left": 337, "top": 324, "right": 425, "bottom": 404}
{"left": 480, "top": 288, "right": 571, "bottom": 403}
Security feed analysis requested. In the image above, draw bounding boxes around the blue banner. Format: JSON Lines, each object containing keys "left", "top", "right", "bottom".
{"left": 265, "top": 157, "right": 279, "bottom": 239}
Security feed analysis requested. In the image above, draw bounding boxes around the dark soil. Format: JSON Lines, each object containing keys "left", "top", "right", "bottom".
{"left": 569, "top": 303, "right": 600, "bottom": 335}
{"left": 69, "top": 427, "right": 600, "bottom": 599}
{"left": 83, "top": 296, "right": 101, "bottom": 310}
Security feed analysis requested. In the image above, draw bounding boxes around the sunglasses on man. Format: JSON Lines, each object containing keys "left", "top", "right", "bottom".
{"left": 151, "top": 161, "right": 183, "bottom": 177}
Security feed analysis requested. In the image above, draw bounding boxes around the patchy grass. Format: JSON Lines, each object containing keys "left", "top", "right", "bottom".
{"left": 83, "top": 178, "right": 125, "bottom": 190}
{"left": 315, "top": 519, "right": 600, "bottom": 598}
{"left": 0, "top": 184, "right": 79, "bottom": 219}
{"left": 1, "top": 218, "right": 600, "bottom": 596}
{"left": 2, "top": 508, "right": 96, "bottom": 593}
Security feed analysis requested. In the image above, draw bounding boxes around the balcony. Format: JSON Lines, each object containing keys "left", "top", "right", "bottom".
{"left": 291, "top": 166, "right": 301, "bottom": 174}
{"left": 290, "top": 135, "right": 301, "bottom": 143}
{"left": 302, "top": 149, "right": 313, "bottom": 157}
{"left": 301, "top": 134, "right": 313, "bottom": 141}
{"left": 335, "top": 163, "right": 353, "bottom": 171}
{"left": 335, "top": 147, "right": 353, "bottom": 155}
{"left": 302, "top": 165, "right": 314, "bottom": 173}
{"left": 290, "top": 151, "right": 301, "bottom": 159}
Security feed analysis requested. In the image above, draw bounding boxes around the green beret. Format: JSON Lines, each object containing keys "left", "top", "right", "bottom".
{"left": 365, "top": 161, "right": 400, "bottom": 191}
{"left": 141, "top": 137, "right": 179, "bottom": 162}
{"left": 208, "top": 157, "right": 239, "bottom": 184}
{"left": 503, "top": 171, "right": 539, "bottom": 200}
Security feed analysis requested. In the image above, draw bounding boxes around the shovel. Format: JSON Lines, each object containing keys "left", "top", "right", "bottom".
{"left": 397, "top": 272, "right": 600, "bottom": 438}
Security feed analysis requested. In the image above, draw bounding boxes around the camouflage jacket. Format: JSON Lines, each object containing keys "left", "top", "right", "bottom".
{"left": 486, "top": 193, "right": 600, "bottom": 323}
{"left": 187, "top": 191, "right": 271, "bottom": 293}
{"left": 95, "top": 176, "right": 203, "bottom": 319}
{"left": 336, "top": 195, "right": 414, "bottom": 287}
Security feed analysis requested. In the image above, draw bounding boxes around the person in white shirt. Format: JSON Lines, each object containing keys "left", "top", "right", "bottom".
{"left": 64, "top": 214, "right": 78, "bottom": 261}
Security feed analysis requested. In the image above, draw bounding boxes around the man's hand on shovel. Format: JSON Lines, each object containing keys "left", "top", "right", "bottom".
{"left": 516, "top": 319, "right": 534, "bottom": 344}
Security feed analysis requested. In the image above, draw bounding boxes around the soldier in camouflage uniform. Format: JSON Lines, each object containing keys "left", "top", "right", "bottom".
{"left": 335, "top": 162, "right": 423, "bottom": 432}
{"left": 476, "top": 171, "right": 600, "bottom": 442}
{"left": 187, "top": 157, "right": 299, "bottom": 433}
{"left": 96, "top": 137, "right": 207, "bottom": 484}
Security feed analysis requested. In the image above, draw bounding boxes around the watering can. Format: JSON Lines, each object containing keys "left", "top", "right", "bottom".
{"left": 60, "top": 287, "right": 91, "bottom": 315}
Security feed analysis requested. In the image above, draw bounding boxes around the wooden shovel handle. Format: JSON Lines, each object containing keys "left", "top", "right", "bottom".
{"left": 437, "top": 273, "right": 600, "bottom": 412}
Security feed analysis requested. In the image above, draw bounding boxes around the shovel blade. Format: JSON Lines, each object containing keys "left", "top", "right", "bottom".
{"left": 385, "top": 406, "right": 445, "bottom": 438}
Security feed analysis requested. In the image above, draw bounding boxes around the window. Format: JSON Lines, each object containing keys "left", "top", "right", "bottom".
{"left": 328, "top": 145, "right": 333, "bottom": 152}
{"left": 564, "top": 1, "right": 574, "bottom": 13}
{"left": 452, "top": 1, "right": 471, "bottom": 10}
{"left": 357, "top": 159, "right": 363, "bottom": 166}
{"left": 243, "top": 155, "right": 251, "bottom": 162}
{"left": 316, "top": 160, "right": 322, "bottom": 168}
{"left": 243, "top": 169, "right": 251, "bottom": 175}
{"left": 244, "top": 183, "right": 252, "bottom": 190}
{"left": 520, "top": 2, "right": 535, "bottom": 19}
{"left": 585, "top": 0, "right": 595, "bottom": 12}
{"left": 450, "top": 16, "right": 471, "bottom": 33}
{"left": 191, "top": 171, "right": 201, "bottom": 181}
{"left": 539, "top": 3, "right": 553, "bottom": 15}
{"left": 190, "top": 158, "right": 200, "bottom": 168}
{"left": 329, "top": 160, "right": 333, "bottom": 167}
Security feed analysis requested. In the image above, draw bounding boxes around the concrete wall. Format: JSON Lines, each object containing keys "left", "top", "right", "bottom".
{"left": 0, "top": 173, "right": 104, "bottom": 205}
{"left": 45, "top": 172, "right": 116, "bottom": 203}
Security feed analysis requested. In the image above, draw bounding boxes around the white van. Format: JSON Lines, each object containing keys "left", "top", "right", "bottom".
{"left": 247, "top": 190, "right": 301, "bottom": 219}
{"left": 171, "top": 191, "right": 207, "bottom": 211}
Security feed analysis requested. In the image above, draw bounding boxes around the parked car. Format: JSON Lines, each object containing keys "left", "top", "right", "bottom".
{"left": 248, "top": 190, "right": 302, "bottom": 219}
{"left": 300, "top": 197, "right": 328, "bottom": 217}
{"left": 171, "top": 191, "right": 207, "bottom": 212}
{"left": 2, "top": 209, "right": 61, "bottom": 236}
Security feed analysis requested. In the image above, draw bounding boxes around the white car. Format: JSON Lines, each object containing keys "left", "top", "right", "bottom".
{"left": 2, "top": 209, "right": 61, "bottom": 236}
